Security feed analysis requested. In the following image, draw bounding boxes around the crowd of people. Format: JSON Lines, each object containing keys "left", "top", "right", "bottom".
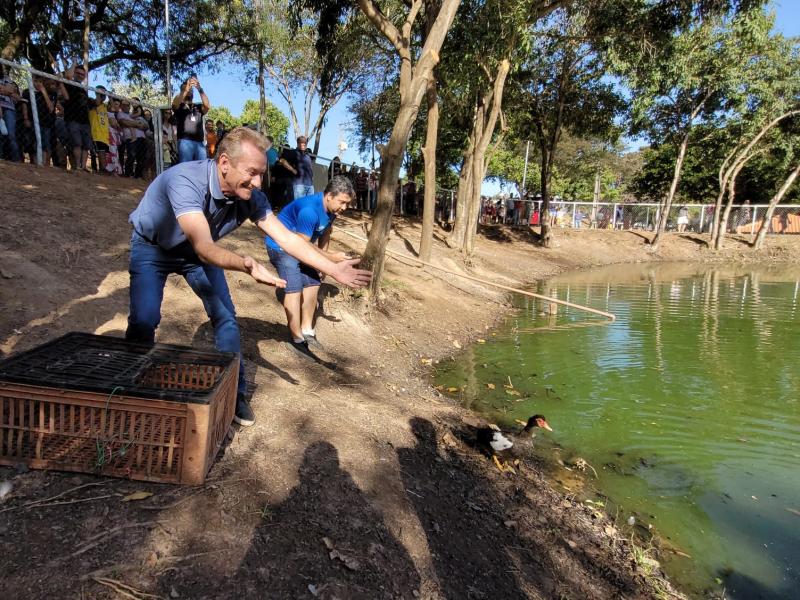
{"left": 0, "top": 63, "right": 160, "bottom": 177}
{"left": 0, "top": 65, "right": 422, "bottom": 220}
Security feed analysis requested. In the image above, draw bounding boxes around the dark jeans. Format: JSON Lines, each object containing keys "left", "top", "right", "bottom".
{"left": 0, "top": 108, "right": 21, "bottom": 161}
{"left": 125, "top": 231, "right": 247, "bottom": 399}
{"left": 125, "top": 138, "right": 146, "bottom": 178}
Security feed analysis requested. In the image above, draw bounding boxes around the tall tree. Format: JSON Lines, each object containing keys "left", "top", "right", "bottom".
{"left": 709, "top": 28, "right": 800, "bottom": 249}
{"left": 446, "top": 0, "right": 567, "bottom": 255}
{"left": 614, "top": 7, "right": 775, "bottom": 251}
{"left": 297, "top": 0, "right": 461, "bottom": 300}
{"left": 510, "top": 6, "right": 622, "bottom": 247}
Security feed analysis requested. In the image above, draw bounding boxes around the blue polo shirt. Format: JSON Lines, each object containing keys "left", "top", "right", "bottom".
{"left": 129, "top": 159, "right": 271, "bottom": 250}
{"left": 265, "top": 192, "right": 333, "bottom": 251}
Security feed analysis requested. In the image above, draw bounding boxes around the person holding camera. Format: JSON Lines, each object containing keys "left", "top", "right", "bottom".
{"left": 171, "top": 73, "right": 209, "bottom": 163}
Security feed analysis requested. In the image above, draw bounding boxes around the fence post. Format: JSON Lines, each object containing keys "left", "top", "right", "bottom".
{"left": 699, "top": 205, "right": 705, "bottom": 231}
{"left": 450, "top": 191, "right": 455, "bottom": 223}
{"left": 153, "top": 109, "right": 164, "bottom": 175}
{"left": 572, "top": 202, "right": 577, "bottom": 228}
{"left": 750, "top": 207, "right": 757, "bottom": 235}
{"left": 25, "top": 68, "right": 43, "bottom": 166}
{"left": 612, "top": 203, "right": 618, "bottom": 228}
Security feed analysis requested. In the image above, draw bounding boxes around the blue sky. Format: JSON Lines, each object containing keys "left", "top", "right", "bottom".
{"left": 98, "top": 1, "right": 800, "bottom": 195}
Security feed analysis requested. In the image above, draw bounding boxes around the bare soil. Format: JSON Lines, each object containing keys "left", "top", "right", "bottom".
{"left": 1, "top": 161, "right": 798, "bottom": 599}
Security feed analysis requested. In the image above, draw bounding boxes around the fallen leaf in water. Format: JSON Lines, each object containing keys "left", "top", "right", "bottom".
{"left": 446, "top": 387, "right": 459, "bottom": 393}
{"left": 785, "top": 508, "right": 800, "bottom": 517}
{"left": 122, "top": 491, "right": 154, "bottom": 502}
{"left": 486, "top": 383, "right": 496, "bottom": 390}
{"left": 505, "top": 389, "right": 521, "bottom": 396}
{"left": 751, "top": 496, "right": 758, "bottom": 501}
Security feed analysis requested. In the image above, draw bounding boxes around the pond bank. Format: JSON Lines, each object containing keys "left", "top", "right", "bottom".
{"left": 2, "top": 161, "right": 799, "bottom": 598}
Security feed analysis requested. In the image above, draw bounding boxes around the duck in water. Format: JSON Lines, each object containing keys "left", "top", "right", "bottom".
{"left": 476, "top": 415, "right": 553, "bottom": 473}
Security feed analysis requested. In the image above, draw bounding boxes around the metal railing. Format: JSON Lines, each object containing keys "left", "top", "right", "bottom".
{"left": 479, "top": 198, "right": 800, "bottom": 235}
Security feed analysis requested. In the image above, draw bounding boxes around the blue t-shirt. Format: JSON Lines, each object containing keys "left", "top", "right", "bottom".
{"left": 129, "top": 159, "right": 271, "bottom": 250}
{"left": 265, "top": 192, "right": 333, "bottom": 251}
{"left": 266, "top": 147, "right": 279, "bottom": 167}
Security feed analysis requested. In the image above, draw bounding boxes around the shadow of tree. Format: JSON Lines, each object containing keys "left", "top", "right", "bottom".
{"left": 192, "top": 317, "right": 300, "bottom": 387}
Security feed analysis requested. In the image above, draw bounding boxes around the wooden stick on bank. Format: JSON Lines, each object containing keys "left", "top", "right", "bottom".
{"left": 337, "top": 229, "right": 616, "bottom": 322}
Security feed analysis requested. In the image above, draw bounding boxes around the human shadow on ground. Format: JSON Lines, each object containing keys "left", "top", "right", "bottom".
{"left": 397, "top": 417, "right": 559, "bottom": 599}
{"left": 174, "top": 441, "right": 421, "bottom": 599}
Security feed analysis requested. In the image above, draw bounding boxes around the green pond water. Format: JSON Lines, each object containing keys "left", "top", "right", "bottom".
{"left": 434, "top": 263, "right": 800, "bottom": 599}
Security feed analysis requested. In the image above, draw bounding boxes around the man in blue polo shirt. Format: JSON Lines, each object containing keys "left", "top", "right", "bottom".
{"left": 265, "top": 176, "right": 353, "bottom": 358}
{"left": 127, "top": 127, "right": 370, "bottom": 427}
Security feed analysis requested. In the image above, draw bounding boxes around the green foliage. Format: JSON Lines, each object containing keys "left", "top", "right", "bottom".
{"left": 239, "top": 99, "right": 290, "bottom": 143}
{"left": 2, "top": 0, "right": 246, "bottom": 81}
{"left": 205, "top": 106, "right": 239, "bottom": 130}
{"left": 108, "top": 75, "right": 168, "bottom": 107}
{"left": 206, "top": 100, "right": 290, "bottom": 143}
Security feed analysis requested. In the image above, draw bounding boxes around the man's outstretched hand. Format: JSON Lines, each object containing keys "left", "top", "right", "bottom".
{"left": 244, "top": 256, "right": 287, "bottom": 288}
{"left": 330, "top": 258, "right": 372, "bottom": 288}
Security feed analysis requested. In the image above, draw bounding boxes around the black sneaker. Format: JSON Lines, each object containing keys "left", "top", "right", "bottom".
{"left": 303, "top": 333, "right": 324, "bottom": 350}
{"left": 287, "top": 339, "right": 317, "bottom": 361}
{"left": 234, "top": 397, "right": 255, "bottom": 427}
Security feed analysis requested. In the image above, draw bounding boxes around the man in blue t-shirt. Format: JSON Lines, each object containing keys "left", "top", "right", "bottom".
{"left": 265, "top": 176, "right": 354, "bottom": 358}
{"left": 127, "top": 128, "right": 370, "bottom": 426}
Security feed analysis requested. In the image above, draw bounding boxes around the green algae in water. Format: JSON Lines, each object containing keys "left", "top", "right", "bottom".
{"left": 435, "top": 263, "right": 800, "bottom": 600}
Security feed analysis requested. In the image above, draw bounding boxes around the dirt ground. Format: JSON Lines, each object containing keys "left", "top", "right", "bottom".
{"left": 1, "top": 161, "right": 798, "bottom": 600}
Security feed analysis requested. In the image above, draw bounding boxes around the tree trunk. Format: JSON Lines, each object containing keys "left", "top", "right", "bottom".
{"left": 450, "top": 59, "right": 510, "bottom": 254}
{"left": 753, "top": 162, "right": 800, "bottom": 250}
{"left": 464, "top": 149, "right": 485, "bottom": 255}
{"left": 448, "top": 143, "right": 475, "bottom": 249}
{"left": 419, "top": 76, "right": 439, "bottom": 262}
{"left": 540, "top": 147, "right": 552, "bottom": 248}
{"left": 651, "top": 130, "right": 689, "bottom": 252}
{"left": 82, "top": 0, "right": 90, "bottom": 73}
{"left": 258, "top": 50, "right": 268, "bottom": 135}
{"left": 1, "top": 0, "right": 46, "bottom": 60}
{"left": 361, "top": 109, "right": 414, "bottom": 295}
{"left": 712, "top": 109, "right": 800, "bottom": 246}
{"left": 358, "top": 0, "right": 460, "bottom": 300}
{"left": 715, "top": 150, "right": 761, "bottom": 250}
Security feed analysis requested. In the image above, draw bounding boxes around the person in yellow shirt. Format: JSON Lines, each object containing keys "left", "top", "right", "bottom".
{"left": 88, "top": 86, "right": 114, "bottom": 172}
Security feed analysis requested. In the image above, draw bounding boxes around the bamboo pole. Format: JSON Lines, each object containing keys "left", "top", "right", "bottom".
{"left": 338, "top": 229, "right": 616, "bottom": 322}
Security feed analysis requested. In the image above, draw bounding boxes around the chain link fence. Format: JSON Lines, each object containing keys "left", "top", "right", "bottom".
{"left": 0, "top": 58, "right": 163, "bottom": 176}
{"left": 478, "top": 197, "right": 799, "bottom": 235}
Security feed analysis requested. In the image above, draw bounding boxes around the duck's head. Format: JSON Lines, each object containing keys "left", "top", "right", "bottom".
{"left": 522, "top": 414, "right": 553, "bottom": 433}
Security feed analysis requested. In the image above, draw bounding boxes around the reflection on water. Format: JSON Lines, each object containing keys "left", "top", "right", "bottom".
{"left": 436, "top": 263, "right": 800, "bottom": 599}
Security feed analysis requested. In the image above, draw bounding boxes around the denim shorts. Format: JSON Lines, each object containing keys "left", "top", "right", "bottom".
{"left": 267, "top": 247, "right": 320, "bottom": 293}
{"left": 67, "top": 121, "right": 93, "bottom": 150}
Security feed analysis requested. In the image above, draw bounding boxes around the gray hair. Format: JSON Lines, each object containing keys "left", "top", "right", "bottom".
{"left": 324, "top": 175, "right": 355, "bottom": 199}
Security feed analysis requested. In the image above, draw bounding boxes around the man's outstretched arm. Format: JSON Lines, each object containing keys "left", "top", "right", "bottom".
{"left": 177, "top": 213, "right": 286, "bottom": 287}
{"left": 257, "top": 214, "right": 370, "bottom": 288}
